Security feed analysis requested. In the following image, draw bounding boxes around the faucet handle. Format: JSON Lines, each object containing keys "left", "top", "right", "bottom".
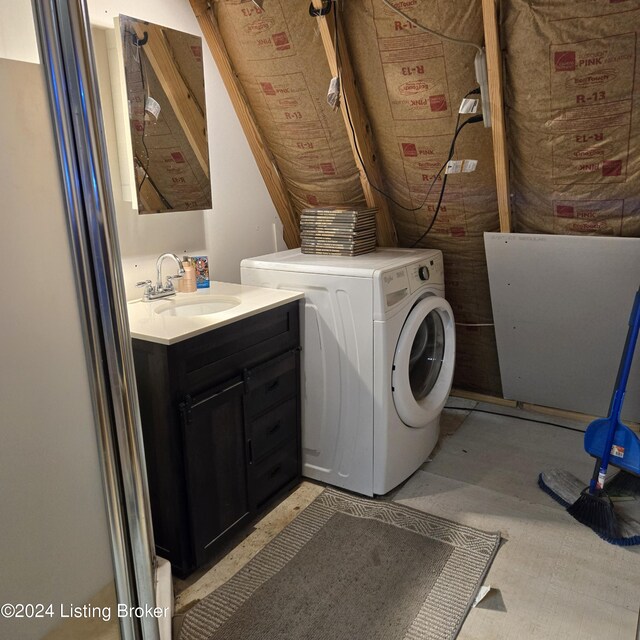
{"left": 165, "top": 274, "right": 182, "bottom": 291}
{"left": 136, "top": 279, "right": 154, "bottom": 301}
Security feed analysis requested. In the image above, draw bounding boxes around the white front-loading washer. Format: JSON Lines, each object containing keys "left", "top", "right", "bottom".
{"left": 372, "top": 256, "right": 455, "bottom": 494}
{"left": 241, "top": 248, "right": 455, "bottom": 496}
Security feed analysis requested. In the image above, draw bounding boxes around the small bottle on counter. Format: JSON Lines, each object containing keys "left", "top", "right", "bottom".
{"left": 178, "top": 257, "right": 197, "bottom": 293}
{"left": 194, "top": 256, "right": 210, "bottom": 289}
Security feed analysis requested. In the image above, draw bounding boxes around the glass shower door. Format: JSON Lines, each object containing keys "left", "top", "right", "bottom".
{"left": 0, "top": 54, "right": 123, "bottom": 640}
{"left": 1, "top": 1, "right": 160, "bottom": 638}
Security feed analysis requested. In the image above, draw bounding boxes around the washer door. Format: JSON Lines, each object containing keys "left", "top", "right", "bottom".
{"left": 392, "top": 296, "right": 455, "bottom": 428}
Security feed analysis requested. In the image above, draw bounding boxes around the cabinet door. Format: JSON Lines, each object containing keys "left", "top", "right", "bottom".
{"left": 180, "top": 378, "right": 251, "bottom": 567}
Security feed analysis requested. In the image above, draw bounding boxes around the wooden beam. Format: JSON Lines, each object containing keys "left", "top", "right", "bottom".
{"left": 135, "top": 158, "right": 166, "bottom": 213}
{"left": 520, "top": 403, "right": 639, "bottom": 432}
{"left": 451, "top": 388, "right": 517, "bottom": 407}
{"left": 133, "top": 22, "right": 210, "bottom": 178}
{"left": 189, "top": 0, "right": 300, "bottom": 249}
{"left": 520, "top": 403, "right": 592, "bottom": 425}
{"left": 451, "top": 392, "right": 640, "bottom": 433}
{"left": 481, "top": 0, "right": 512, "bottom": 233}
{"left": 311, "top": 0, "right": 397, "bottom": 247}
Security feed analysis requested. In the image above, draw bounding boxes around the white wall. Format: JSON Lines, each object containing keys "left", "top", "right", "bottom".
{"left": 0, "top": 58, "right": 115, "bottom": 639}
{"left": 1, "top": 0, "right": 287, "bottom": 298}
{"left": 0, "top": 1, "right": 285, "bottom": 636}
{"left": 0, "top": 1, "right": 38, "bottom": 63}
{"left": 92, "top": 24, "right": 208, "bottom": 300}
{"left": 87, "top": 0, "right": 286, "bottom": 297}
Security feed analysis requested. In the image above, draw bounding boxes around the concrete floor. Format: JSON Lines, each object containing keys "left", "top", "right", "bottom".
{"left": 175, "top": 400, "right": 640, "bottom": 639}
{"left": 397, "top": 399, "right": 640, "bottom": 639}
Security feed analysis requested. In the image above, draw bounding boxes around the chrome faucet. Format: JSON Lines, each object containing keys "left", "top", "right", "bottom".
{"left": 156, "top": 253, "right": 184, "bottom": 291}
{"left": 136, "top": 253, "right": 185, "bottom": 301}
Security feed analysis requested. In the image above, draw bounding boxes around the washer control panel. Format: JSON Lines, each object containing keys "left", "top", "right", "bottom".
{"left": 381, "top": 267, "right": 410, "bottom": 310}
{"left": 375, "top": 250, "right": 445, "bottom": 317}
{"left": 407, "top": 253, "right": 444, "bottom": 293}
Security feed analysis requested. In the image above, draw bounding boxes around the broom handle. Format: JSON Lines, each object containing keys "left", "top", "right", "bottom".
{"left": 608, "top": 289, "right": 640, "bottom": 420}
{"left": 592, "top": 288, "right": 640, "bottom": 491}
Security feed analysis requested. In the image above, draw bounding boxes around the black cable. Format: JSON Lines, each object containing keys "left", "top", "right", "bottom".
{"left": 333, "top": 3, "right": 481, "bottom": 214}
{"left": 125, "top": 29, "right": 173, "bottom": 208}
{"left": 411, "top": 114, "right": 483, "bottom": 247}
{"left": 142, "top": 170, "right": 173, "bottom": 210}
{"left": 444, "top": 405, "right": 587, "bottom": 434}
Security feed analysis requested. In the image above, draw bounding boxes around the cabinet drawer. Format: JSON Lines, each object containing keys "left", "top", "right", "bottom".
{"left": 253, "top": 442, "right": 298, "bottom": 509}
{"left": 180, "top": 303, "right": 299, "bottom": 395}
{"left": 244, "top": 350, "right": 298, "bottom": 418}
{"left": 249, "top": 397, "right": 297, "bottom": 464}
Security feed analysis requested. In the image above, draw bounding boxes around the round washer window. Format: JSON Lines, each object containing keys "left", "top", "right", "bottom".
{"left": 408, "top": 310, "right": 445, "bottom": 401}
{"left": 392, "top": 295, "right": 455, "bottom": 429}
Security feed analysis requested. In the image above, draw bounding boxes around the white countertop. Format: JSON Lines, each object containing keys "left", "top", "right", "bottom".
{"left": 127, "top": 281, "right": 303, "bottom": 345}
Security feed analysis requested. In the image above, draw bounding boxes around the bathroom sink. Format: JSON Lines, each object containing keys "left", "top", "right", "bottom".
{"left": 154, "top": 295, "right": 241, "bottom": 317}
{"left": 127, "top": 281, "right": 303, "bottom": 345}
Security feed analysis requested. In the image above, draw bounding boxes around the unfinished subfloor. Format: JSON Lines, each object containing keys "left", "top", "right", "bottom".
{"left": 175, "top": 399, "right": 640, "bottom": 639}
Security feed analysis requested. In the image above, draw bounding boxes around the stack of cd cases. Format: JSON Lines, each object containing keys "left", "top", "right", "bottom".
{"left": 300, "top": 207, "right": 377, "bottom": 256}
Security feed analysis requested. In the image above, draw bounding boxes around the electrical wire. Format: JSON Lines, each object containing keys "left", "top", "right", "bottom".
{"left": 135, "top": 157, "right": 173, "bottom": 210}
{"left": 410, "top": 113, "right": 483, "bottom": 247}
{"left": 125, "top": 31, "right": 152, "bottom": 192}
{"left": 125, "top": 29, "right": 173, "bottom": 209}
{"left": 333, "top": 4, "right": 481, "bottom": 216}
{"left": 455, "top": 323, "right": 495, "bottom": 327}
{"left": 444, "top": 405, "right": 587, "bottom": 434}
{"left": 333, "top": 6, "right": 424, "bottom": 212}
{"left": 334, "top": 3, "right": 433, "bottom": 211}
{"left": 380, "top": 0, "right": 482, "bottom": 54}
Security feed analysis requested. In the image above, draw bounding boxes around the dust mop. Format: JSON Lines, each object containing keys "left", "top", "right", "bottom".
{"left": 540, "top": 287, "right": 640, "bottom": 546}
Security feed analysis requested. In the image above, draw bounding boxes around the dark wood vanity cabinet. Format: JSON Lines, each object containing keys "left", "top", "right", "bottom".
{"left": 132, "top": 302, "right": 301, "bottom": 577}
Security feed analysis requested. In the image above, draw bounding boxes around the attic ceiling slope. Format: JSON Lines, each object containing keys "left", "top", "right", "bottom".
{"left": 210, "top": 0, "right": 371, "bottom": 237}
{"left": 190, "top": 0, "right": 301, "bottom": 248}
{"left": 192, "top": 0, "right": 504, "bottom": 395}
{"left": 310, "top": 0, "right": 398, "bottom": 246}
{"left": 341, "top": 0, "right": 502, "bottom": 394}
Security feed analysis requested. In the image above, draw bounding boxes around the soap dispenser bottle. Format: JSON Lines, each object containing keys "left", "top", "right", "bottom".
{"left": 179, "top": 257, "right": 197, "bottom": 293}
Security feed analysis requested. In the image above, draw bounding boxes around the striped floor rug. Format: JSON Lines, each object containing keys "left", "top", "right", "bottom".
{"left": 180, "top": 488, "right": 500, "bottom": 640}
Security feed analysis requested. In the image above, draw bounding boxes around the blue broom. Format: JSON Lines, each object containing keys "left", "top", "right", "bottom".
{"left": 566, "top": 287, "right": 640, "bottom": 540}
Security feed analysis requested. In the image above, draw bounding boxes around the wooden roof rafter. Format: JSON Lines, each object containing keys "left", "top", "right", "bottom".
{"left": 310, "top": 0, "right": 398, "bottom": 247}
{"left": 189, "top": 0, "right": 300, "bottom": 249}
{"left": 132, "top": 22, "right": 210, "bottom": 178}
{"left": 481, "top": 0, "right": 512, "bottom": 233}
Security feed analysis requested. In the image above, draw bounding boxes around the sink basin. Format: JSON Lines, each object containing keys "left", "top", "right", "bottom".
{"left": 128, "top": 281, "right": 303, "bottom": 345}
{"left": 154, "top": 295, "right": 241, "bottom": 318}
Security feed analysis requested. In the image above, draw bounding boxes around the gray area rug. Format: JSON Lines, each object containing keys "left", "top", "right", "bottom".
{"left": 180, "top": 488, "right": 501, "bottom": 640}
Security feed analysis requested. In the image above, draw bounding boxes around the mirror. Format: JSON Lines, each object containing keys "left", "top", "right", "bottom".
{"left": 119, "top": 15, "right": 211, "bottom": 214}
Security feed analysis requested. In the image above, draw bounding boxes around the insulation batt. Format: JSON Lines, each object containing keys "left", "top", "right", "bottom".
{"left": 343, "top": 0, "right": 502, "bottom": 394}
{"left": 216, "top": 0, "right": 504, "bottom": 394}
{"left": 503, "top": 0, "right": 640, "bottom": 237}
{"left": 216, "top": 0, "right": 366, "bottom": 214}
{"left": 213, "top": 0, "right": 640, "bottom": 394}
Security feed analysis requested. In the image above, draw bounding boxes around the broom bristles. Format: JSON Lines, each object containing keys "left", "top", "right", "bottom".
{"left": 567, "top": 488, "right": 621, "bottom": 540}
